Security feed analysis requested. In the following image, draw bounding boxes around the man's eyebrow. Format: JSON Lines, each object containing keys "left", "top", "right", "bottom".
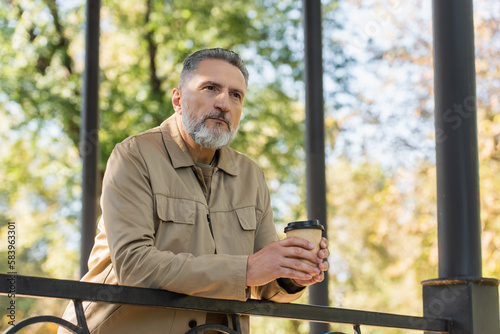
{"left": 201, "top": 80, "right": 245, "bottom": 96}
{"left": 200, "top": 80, "right": 223, "bottom": 90}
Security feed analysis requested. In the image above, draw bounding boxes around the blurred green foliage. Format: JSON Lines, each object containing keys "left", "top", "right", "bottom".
{"left": 1, "top": 0, "right": 500, "bottom": 333}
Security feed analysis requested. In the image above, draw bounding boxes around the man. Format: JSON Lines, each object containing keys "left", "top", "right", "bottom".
{"left": 60, "top": 48, "right": 329, "bottom": 334}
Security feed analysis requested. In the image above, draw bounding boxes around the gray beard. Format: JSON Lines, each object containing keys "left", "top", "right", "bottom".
{"left": 182, "top": 110, "right": 238, "bottom": 150}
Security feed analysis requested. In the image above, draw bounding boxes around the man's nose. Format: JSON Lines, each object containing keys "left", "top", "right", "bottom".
{"left": 214, "top": 91, "right": 230, "bottom": 112}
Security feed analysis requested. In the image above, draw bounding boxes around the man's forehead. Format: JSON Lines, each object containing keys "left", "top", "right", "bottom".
{"left": 193, "top": 59, "right": 247, "bottom": 89}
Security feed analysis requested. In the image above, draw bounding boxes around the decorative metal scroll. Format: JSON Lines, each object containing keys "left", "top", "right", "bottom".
{"left": 3, "top": 303, "right": 243, "bottom": 334}
{"left": 185, "top": 314, "right": 242, "bottom": 334}
{"left": 2, "top": 300, "right": 90, "bottom": 334}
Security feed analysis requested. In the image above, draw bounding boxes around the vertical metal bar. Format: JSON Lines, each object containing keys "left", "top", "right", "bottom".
{"left": 432, "top": 0, "right": 482, "bottom": 279}
{"left": 426, "top": 5, "right": 499, "bottom": 332}
{"left": 80, "top": 0, "right": 101, "bottom": 277}
{"left": 303, "top": 1, "right": 329, "bottom": 333}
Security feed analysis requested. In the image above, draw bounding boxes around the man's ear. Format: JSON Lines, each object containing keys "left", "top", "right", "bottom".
{"left": 172, "top": 88, "right": 182, "bottom": 114}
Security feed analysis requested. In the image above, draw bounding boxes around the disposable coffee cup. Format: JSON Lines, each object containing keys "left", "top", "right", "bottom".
{"left": 284, "top": 220, "right": 324, "bottom": 266}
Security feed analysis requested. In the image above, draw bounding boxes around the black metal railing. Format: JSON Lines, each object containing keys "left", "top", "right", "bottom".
{"left": 0, "top": 274, "right": 451, "bottom": 334}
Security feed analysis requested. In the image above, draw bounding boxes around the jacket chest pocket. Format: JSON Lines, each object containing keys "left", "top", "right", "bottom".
{"left": 211, "top": 207, "right": 257, "bottom": 255}
{"left": 154, "top": 195, "right": 197, "bottom": 253}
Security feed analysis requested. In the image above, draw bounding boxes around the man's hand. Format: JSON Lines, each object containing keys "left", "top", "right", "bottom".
{"left": 292, "top": 237, "right": 329, "bottom": 287}
{"left": 246, "top": 236, "right": 330, "bottom": 287}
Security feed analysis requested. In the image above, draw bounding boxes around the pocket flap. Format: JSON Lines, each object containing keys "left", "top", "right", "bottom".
{"left": 155, "top": 195, "right": 195, "bottom": 224}
{"left": 235, "top": 207, "right": 256, "bottom": 231}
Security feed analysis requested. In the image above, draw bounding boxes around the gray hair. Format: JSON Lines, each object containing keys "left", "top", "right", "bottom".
{"left": 179, "top": 48, "right": 249, "bottom": 88}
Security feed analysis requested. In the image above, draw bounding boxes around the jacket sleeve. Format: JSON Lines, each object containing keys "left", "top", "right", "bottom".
{"left": 102, "top": 138, "right": 248, "bottom": 301}
{"left": 249, "top": 170, "right": 306, "bottom": 303}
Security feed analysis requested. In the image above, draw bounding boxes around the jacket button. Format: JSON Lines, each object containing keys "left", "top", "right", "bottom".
{"left": 188, "top": 320, "right": 197, "bottom": 328}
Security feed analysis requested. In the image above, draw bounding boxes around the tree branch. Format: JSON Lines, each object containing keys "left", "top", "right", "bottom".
{"left": 44, "top": 0, "right": 74, "bottom": 75}
{"left": 145, "top": 0, "right": 163, "bottom": 95}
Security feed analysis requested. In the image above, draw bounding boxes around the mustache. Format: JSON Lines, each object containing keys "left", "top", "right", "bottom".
{"left": 201, "top": 111, "right": 232, "bottom": 128}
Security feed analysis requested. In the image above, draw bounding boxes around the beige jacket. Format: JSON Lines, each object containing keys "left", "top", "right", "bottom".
{"left": 60, "top": 116, "right": 304, "bottom": 334}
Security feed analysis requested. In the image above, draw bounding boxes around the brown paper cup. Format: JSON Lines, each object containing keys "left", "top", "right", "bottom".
{"left": 284, "top": 220, "right": 324, "bottom": 266}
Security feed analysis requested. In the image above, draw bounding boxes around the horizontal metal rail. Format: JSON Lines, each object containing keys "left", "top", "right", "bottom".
{"left": 0, "top": 274, "right": 451, "bottom": 333}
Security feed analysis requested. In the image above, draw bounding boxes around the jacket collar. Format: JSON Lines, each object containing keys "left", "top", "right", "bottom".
{"left": 160, "top": 115, "right": 239, "bottom": 176}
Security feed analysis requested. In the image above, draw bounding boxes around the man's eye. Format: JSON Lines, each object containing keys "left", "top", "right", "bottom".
{"left": 231, "top": 93, "right": 241, "bottom": 99}
{"left": 205, "top": 86, "right": 215, "bottom": 91}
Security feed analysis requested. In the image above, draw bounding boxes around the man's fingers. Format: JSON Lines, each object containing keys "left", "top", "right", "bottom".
{"left": 279, "top": 236, "right": 315, "bottom": 250}
{"left": 247, "top": 237, "right": 330, "bottom": 287}
{"left": 318, "top": 248, "right": 330, "bottom": 259}
{"left": 293, "top": 271, "right": 325, "bottom": 287}
{"left": 281, "top": 258, "right": 320, "bottom": 276}
{"left": 320, "top": 237, "right": 329, "bottom": 249}
{"left": 285, "top": 245, "right": 322, "bottom": 264}
{"left": 313, "top": 272, "right": 324, "bottom": 283}
{"left": 318, "top": 259, "right": 329, "bottom": 272}
{"left": 280, "top": 265, "right": 314, "bottom": 281}
{"left": 279, "top": 236, "right": 324, "bottom": 264}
